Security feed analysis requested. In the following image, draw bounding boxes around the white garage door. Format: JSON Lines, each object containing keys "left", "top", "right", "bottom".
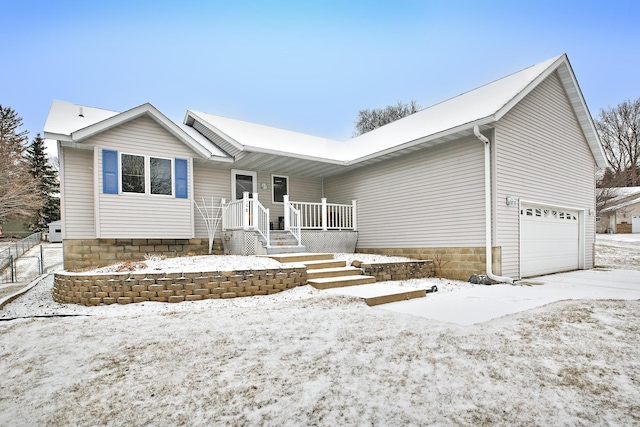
{"left": 632, "top": 215, "right": 640, "bottom": 233}
{"left": 520, "top": 204, "right": 580, "bottom": 277}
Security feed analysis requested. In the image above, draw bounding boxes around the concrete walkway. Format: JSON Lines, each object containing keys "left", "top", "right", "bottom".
{"left": 375, "top": 269, "right": 640, "bottom": 326}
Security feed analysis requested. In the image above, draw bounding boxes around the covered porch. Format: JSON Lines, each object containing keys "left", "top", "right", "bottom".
{"left": 211, "top": 192, "right": 358, "bottom": 255}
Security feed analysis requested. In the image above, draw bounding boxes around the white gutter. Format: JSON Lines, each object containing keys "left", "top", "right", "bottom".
{"left": 473, "top": 125, "right": 516, "bottom": 284}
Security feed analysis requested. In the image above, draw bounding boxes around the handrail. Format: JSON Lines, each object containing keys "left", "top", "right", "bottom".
{"left": 221, "top": 192, "right": 270, "bottom": 246}
{"left": 283, "top": 195, "right": 302, "bottom": 246}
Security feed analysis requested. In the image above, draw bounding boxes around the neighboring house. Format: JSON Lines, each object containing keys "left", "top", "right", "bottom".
{"left": 44, "top": 53, "right": 607, "bottom": 280}
{"left": 597, "top": 187, "right": 640, "bottom": 233}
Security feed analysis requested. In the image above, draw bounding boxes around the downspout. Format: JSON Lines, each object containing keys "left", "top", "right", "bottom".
{"left": 473, "top": 125, "right": 516, "bottom": 284}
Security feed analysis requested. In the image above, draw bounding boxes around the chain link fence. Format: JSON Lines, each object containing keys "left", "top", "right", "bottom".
{"left": 0, "top": 232, "right": 43, "bottom": 284}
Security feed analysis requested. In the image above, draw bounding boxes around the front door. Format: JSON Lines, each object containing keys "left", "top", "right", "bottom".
{"left": 231, "top": 169, "right": 257, "bottom": 200}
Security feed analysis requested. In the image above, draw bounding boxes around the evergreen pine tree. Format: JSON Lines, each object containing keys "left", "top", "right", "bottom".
{"left": 26, "top": 133, "right": 60, "bottom": 231}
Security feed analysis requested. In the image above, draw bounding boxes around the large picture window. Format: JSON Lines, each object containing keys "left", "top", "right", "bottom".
{"left": 272, "top": 174, "right": 288, "bottom": 203}
{"left": 102, "top": 150, "right": 188, "bottom": 198}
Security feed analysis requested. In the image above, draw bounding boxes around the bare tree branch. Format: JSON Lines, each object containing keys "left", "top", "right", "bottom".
{"left": 353, "top": 100, "right": 421, "bottom": 137}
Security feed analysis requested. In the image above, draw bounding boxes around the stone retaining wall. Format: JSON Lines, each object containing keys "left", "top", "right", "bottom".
{"left": 359, "top": 260, "right": 435, "bottom": 281}
{"left": 63, "top": 238, "right": 220, "bottom": 271}
{"left": 53, "top": 267, "right": 307, "bottom": 306}
{"left": 355, "top": 247, "right": 501, "bottom": 281}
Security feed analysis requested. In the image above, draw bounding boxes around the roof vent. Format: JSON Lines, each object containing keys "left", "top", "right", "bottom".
{"left": 78, "top": 107, "right": 84, "bottom": 117}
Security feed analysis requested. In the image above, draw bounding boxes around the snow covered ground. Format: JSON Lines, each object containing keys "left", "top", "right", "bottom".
{"left": 0, "top": 236, "right": 639, "bottom": 425}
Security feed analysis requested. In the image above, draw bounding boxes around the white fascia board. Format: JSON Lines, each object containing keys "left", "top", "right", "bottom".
{"left": 242, "top": 144, "right": 348, "bottom": 165}
{"left": 556, "top": 61, "right": 609, "bottom": 169}
{"left": 347, "top": 117, "right": 495, "bottom": 166}
{"left": 184, "top": 110, "right": 246, "bottom": 152}
{"left": 59, "top": 140, "right": 95, "bottom": 151}
{"left": 71, "top": 104, "right": 215, "bottom": 160}
{"left": 43, "top": 132, "right": 72, "bottom": 142}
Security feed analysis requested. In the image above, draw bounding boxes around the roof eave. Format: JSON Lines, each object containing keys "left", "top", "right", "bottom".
{"left": 185, "top": 110, "right": 246, "bottom": 153}
{"left": 347, "top": 117, "right": 496, "bottom": 166}
{"left": 70, "top": 104, "right": 216, "bottom": 160}
{"left": 242, "top": 145, "right": 347, "bottom": 165}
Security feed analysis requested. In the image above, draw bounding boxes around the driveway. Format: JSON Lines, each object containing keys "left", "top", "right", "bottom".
{"left": 376, "top": 268, "right": 640, "bottom": 325}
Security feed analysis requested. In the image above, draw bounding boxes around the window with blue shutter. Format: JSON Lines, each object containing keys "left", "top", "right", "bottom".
{"left": 102, "top": 150, "right": 118, "bottom": 194}
{"left": 175, "top": 158, "right": 188, "bottom": 199}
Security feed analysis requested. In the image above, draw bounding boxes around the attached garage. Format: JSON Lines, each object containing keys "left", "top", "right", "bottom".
{"left": 520, "top": 203, "right": 582, "bottom": 277}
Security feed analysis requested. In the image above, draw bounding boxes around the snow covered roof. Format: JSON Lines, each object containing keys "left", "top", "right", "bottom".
{"left": 187, "top": 53, "right": 607, "bottom": 170}
{"left": 599, "top": 187, "right": 640, "bottom": 213}
{"left": 43, "top": 100, "right": 230, "bottom": 161}
{"left": 44, "top": 54, "right": 607, "bottom": 176}
{"left": 185, "top": 110, "right": 343, "bottom": 160}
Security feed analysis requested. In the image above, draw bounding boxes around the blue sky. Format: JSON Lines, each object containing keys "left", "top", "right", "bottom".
{"left": 2, "top": 0, "right": 639, "bottom": 150}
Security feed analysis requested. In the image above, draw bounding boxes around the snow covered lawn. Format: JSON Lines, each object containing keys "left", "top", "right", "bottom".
{"left": 0, "top": 235, "right": 639, "bottom": 425}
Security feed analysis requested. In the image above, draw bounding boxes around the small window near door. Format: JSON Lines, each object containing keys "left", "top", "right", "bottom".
{"left": 272, "top": 175, "right": 288, "bottom": 203}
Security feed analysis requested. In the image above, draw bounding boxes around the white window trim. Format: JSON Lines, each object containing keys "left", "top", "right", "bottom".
{"left": 119, "top": 152, "right": 174, "bottom": 197}
{"left": 271, "top": 174, "right": 289, "bottom": 204}
{"left": 231, "top": 169, "right": 257, "bottom": 200}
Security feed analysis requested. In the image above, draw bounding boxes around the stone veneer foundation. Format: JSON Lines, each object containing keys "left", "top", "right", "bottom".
{"left": 62, "top": 238, "right": 221, "bottom": 271}
{"left": 359, "top": 261, "right": 434, "bottom": 282}
{"left": 54, "top": 267, "right": 307, "bottom": 306}
{"left": 355, "top": 247, "right": 501, "bottom": 281}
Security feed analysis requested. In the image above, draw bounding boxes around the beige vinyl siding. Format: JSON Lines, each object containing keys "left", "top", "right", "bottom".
{"left": 325, "top": 136, "right": 486, "bottom": 248}
{"left": 88, "top": 116, "right": 198, "bottom": 158}
{"left": 256, "top": 173, "right": 323, "bottom": 221}
{"left": 193, "top": 162, "right": 230, "bottom": 239}
{"left": 62, "top": 148, "right": 95, "bottom": 238}
{"left": 494, "top": 71, "right": 597, "bottom": 278}
{"left": 88, "top": 116, "right": 201, "bottom": 238}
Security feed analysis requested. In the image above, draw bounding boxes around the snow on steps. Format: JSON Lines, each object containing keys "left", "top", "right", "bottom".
{"left": 268, "top": 253, "right": 426, "bottom": 306}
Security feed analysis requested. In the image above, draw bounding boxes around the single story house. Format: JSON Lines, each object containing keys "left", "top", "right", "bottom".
{"left": 597, "top": 187, "right": 640, "bottom": 233}
{"left": 44, "top": 53, "right": 607, "bottom": 280}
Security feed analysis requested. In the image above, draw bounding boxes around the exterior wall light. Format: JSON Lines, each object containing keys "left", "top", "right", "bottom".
{"left": 506, "top": 196, "right": 518, "bottom": 207}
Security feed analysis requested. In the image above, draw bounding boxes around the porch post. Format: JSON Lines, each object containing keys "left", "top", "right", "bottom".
{"left": 321, "top": 198, "right": 327, "bottom": 231}
{"left": 221, "top": 198, "right": 226, "bottom": 230}
{"left": 283, "top": 194, "right": 290, "bottom": 231}
{"left": 242, "top": 192, "right": 249, "bottom": 230}
{"left": 352, "top": 200, "right": 357, "bottom": 231}
{"left": 252, "top": 192, "right": 259, "bottom": 230}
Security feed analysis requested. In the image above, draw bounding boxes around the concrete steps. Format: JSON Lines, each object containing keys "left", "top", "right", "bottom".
{"left": 262, "top": 231, "right": 307, "bottom": 255}
{"left": 307, "top": 275, "right": 377, "bottom": 290}
{"left": 324, "top": 283, "right": 428, "bottom": 306}
{"left": 268, "top": 253, "right": 334, "bottom": 264}
{"left": 307, "top": 266, "right": 362, "bottom": 280}
{"left": 269, "top": 252, "right": 428, "bottom": 305}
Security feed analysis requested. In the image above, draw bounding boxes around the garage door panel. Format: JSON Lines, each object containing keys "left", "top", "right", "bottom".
{"left": 521, "top": 205, "right": 579, "bottom": 277}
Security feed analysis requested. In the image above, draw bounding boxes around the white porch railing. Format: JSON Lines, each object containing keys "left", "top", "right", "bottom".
{"left": 283, "top": 195, "right": 302, "bottom": 246}
{"left": 222, "top": 192, "right": 270, "bottom": 246}
{"left": 288, "top": 198, "right": 357, "bottom": 231}
{"left": 221, "top": 193, "right": 357, "bottom": 248}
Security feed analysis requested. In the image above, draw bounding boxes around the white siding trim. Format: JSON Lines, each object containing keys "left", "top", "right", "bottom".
{"left": 58, "top": 141, "right": 67, "bottom": 239}
{"left": 94, "top": 146, "right": 101, "bottom": 238}
{"left": 189, "top": 157, "right": 195, "bottom": 238}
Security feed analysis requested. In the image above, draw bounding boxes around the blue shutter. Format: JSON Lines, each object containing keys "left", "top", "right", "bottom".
{"left": 102, "top": 150, "right": 118, "bottom": 194}
{"left": 175, "top": 158, "right": 188, "bottom": 198}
